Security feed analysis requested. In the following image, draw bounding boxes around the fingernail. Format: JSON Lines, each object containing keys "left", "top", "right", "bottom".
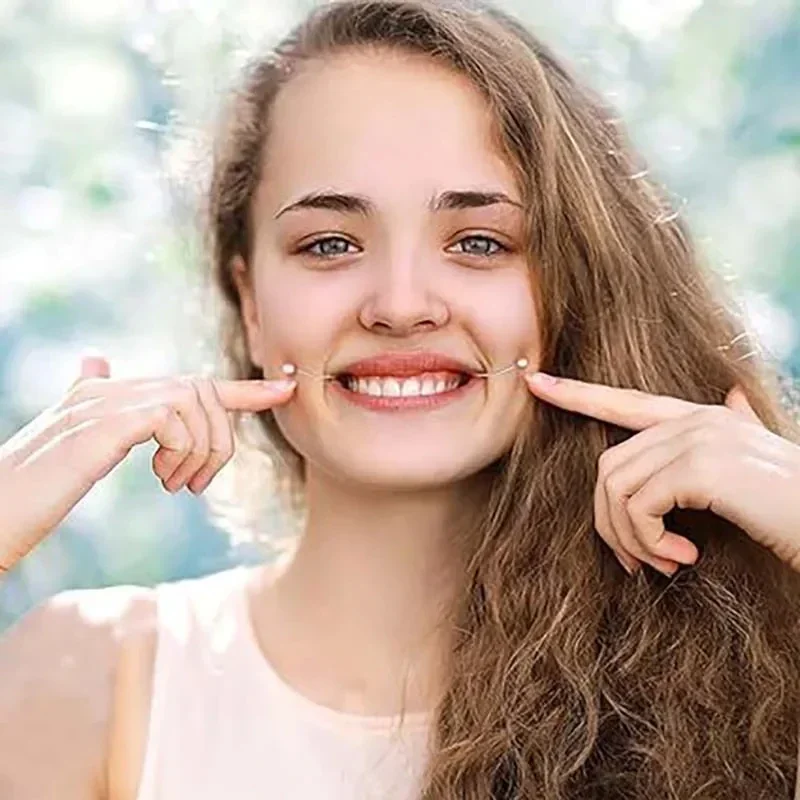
{"left": 263, "top": 379, "right": 296, "bottom": 392}
{"left": 189, "top": 476, "right": 210, "bottom": 495}
{"left": 659, "top": 565, "right": 679, "bottom": 578}
{"left": 527, "top": 372, "right": 558, "bottom": 386}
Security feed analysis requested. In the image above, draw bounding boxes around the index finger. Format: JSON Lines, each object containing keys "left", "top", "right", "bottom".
{"left": 213, "top": 378, "right": 296, "bottom": 412}
{"left": 525, "top": 372, "right": 703, "bottom": 431}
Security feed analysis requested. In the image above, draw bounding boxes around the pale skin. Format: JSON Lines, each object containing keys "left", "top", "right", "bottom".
{"left": 0, "top": 357, "right": 298, "bottom": 799}
{"left": 1, "top": 47, "right": 800, "bottom": 800}
{"left": 525, "top": 372, "right": 800, "bottom": 578}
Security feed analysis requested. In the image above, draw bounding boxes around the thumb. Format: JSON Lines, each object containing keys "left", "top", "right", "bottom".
{"left": 80, "top": 355, "right": 111, "bottom": 379}
{"left": 69, "top": 350, "right": 111, "bottom": 389}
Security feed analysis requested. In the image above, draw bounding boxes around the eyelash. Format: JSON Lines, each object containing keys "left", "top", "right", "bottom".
{"left": 297, "top": 234, "right": 510, "bottom": 261}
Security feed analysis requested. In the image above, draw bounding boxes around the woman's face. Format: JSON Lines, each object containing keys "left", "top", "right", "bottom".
{"left": 236, "top": 49, "right": 540, "bottom": 490}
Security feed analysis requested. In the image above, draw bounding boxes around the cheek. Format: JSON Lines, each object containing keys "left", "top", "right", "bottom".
{"left": 254, "top": 269, "right": 352, "bottom": 362}
{"left": 462, "top": 270, "right": 539, "bottom": 355}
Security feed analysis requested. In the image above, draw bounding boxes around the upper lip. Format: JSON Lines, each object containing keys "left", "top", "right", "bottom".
{"left": 336, "top": 351, "right": 477, "bottom": 378}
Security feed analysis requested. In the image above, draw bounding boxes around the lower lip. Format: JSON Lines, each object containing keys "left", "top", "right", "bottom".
{"left": 329, "top": 376, "right": 480, "bottom": 411}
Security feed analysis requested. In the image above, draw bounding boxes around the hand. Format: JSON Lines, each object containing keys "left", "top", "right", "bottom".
{"left": 524, "top": 371, "right": 800, "bottom": 577}
{"left": 0, "top": 353, "right": 296, "bottom": 574}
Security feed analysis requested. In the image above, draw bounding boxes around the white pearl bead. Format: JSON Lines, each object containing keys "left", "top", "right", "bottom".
{"left": 515, "top": 358, "right": 529, "bottom": 370}
{"left": 281, "top": 363, "right": 297, "bottom": 376}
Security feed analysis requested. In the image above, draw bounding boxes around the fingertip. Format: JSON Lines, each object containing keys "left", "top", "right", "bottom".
{"left": 656, "top": 532, "right": 699, "bottom": 565}
{"left": 78, "top": 354, "right": 111, "bottom": 380}
{"left": 263, "top": 378, "right": 297, "bottom": 393}
{"left": 525, "top": 372, "right": 559, "bottom": 388}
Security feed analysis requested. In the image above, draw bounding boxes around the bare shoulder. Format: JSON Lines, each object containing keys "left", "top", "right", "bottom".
{"left": 0, "top": 582, "right": 157, "bottom": 800}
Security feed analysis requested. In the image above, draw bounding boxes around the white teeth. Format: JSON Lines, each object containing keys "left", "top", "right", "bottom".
{"left": 343, "top": 373, "right": 464, "bottom": 398}
{"left": 401, "top": 378, "right": 420, "bottom": 397}
{"left": 383, "top": 378, "right": 401, "bottom": 397}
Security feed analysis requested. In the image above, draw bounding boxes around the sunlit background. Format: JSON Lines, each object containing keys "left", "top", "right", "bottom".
{"left": 1, "top": 0, "right": 798, "bottom": 628}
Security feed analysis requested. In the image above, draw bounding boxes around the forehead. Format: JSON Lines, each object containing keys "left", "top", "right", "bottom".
{"left": 255, "top": 49, "right": 518, "bottom": 215}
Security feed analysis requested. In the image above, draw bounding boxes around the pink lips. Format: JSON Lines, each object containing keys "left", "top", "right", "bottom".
{"left": 331, "top": 350, "right": 480, "bottom": 412}
{"left": 336, "top": 351, "right": 476, "bottom": 379}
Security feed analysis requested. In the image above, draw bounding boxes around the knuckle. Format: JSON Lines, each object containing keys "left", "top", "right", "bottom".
{"left": 605, "top": 470, "right": 626, "bottom": 499}
{"left": 61, "top": 386, "right": 81, "bottom": 407}
{"left": 684, "top": 446, "right": 715, "bottom": 477}
{"left": 193, "top": 375, "right": 215, "bottom": 398}
{"left": 207, "top": 377, "right": 225, "bottom": 407}
{"left": 56, "top": 403, "right": 79, "bottom": 433}
{"left": 180, "top": 373, "right": 198, "bottom": 392}
{"left": 63, "top": 381, "right": 90, "bottom": 407}
{"left": 150, "top": 403, "right": 173, "bottom": 427}
{"left": 218, "top": 442, "right": 236, "bottom": 469}
{"left": 185, "top": 447, "right": 208, "bottom": 468}
{"left": 56, "top": 396, "right": 101, "bottom": 432}
{"left": 184, "top": 373, "right": 206, "bottom": 396}
{"left": 193, "top": 432, "right": 211, "bottom": 457}
{"left": 179, "top": 432, "right": 195, "bottom": 455}
{"left": 626, "top": 493, "right": 648, "bottom": 519}
{"left": 596, "top": 447, "right": 616, "bottom": 478}
{"left": 173, "top": 376, "right": 198, "bottom": 404}
{"left": 208, "top": 444, "right": 232, "bottom": 466}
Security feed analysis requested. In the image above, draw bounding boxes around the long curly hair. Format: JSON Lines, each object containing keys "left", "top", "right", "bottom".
{"left": 201, "top": 1, "right": 800, "bottom": 796}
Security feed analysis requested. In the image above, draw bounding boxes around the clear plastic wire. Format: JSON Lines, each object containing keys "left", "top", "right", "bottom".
{"left": 271, "top": 358, "right": 530, "bottom": 382}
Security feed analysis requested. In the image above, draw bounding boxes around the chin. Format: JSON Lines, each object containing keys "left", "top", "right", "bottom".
{"left": 317, "top": 447, "right": 502, "bottom": 492}
{"left": 273, "top": 398, "right": 522, "bottom": 493}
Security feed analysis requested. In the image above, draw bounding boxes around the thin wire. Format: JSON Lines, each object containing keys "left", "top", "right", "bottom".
{"left": 272, "top": 358, "right": 530, "bottom": 382}
{"left": 473, "top": 358, "right": 529, "bottom": 377}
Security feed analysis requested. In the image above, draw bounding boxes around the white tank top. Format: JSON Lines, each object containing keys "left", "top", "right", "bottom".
{"left": 135, "top": 566, "right": 433, "bottom": 800}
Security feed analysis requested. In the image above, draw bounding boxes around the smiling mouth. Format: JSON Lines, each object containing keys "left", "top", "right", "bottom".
{"left": 335, "top": 370, "right": 472, "bottom": 398}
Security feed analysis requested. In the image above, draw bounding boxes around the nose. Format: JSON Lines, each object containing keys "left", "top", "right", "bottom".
{"left": 358, "top": 251, "right": 449, "bottom": 336}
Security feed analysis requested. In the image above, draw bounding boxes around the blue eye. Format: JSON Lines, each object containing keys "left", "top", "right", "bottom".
{"left": 297, "top": 234, "right": 509, "bottom": 261}
{"left": 449, "top": 235, "right": 508, "bottom": 257}
{"left": 300, "top": 236, "right": 359, "bottom": 258}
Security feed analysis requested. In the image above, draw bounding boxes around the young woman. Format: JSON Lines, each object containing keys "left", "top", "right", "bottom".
{"left": 2, "top": 0, "right": 800, "bottom": 797}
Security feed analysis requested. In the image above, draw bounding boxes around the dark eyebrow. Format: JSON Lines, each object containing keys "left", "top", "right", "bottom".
{"left": 273, "top": 189, "right": 524, "bottom": 219}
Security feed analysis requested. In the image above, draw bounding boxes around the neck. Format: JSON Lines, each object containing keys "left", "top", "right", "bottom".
{"left": 256, "top": 468, "right": 486, "bottom": 716}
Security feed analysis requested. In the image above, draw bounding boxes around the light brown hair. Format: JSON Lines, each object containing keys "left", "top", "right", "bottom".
{"left": 203, "top": 1, "right": 800, "bottom": 796}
